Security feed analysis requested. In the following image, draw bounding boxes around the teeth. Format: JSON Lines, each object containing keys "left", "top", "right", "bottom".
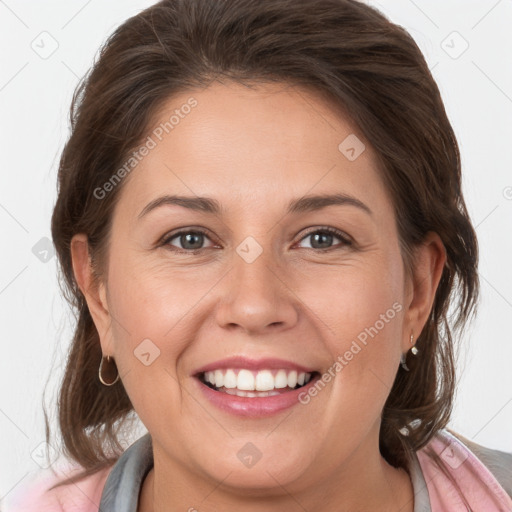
{"left": 287, "top": 370, "right": 298, "bottom": 388}
{"left": 237, "top": 369, "right": 255, "bottom": 390}
{"left": 223, "top": 369, "right": 237, "bottom": 388}
{"left": 255, "top": 370, "right": 274, "bottom": 391}
{"left": 225, "top": 388, "right": 282, "bottom": 397}
{"left": 214, "top": 370, "right": 224, "bottom": 388}
{"left": 275, "top": 370, "right": 288, "bottom": 388}
{"left": 202, "top": 368, "right": 313, "bottom": 392}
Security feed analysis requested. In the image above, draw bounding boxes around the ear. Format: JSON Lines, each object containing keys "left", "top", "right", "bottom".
{"left": 402, "top": 231, "right": 447, "bottom": 352}
{"left": 70, "top": 233, "right": 113, "bottom": 355}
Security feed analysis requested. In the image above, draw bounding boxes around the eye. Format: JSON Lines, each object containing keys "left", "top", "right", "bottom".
{"left": 161, "top": 229, "right": 216, "bottom": 253}
{"left": 295, "top": 227, "right": 352, "bottom": 251}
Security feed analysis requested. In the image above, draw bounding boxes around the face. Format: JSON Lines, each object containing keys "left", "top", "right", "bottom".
{"left": 75, "top": 81, "right": 441, "bottom": 495}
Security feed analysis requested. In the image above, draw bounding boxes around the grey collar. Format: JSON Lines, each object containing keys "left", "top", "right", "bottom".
{"left": 99, "top": 433, "right": 153, "bottom": 511}
{"left": 409, "top": 447, "right": 433, "bottom": 512}
{"left": 99, "top": 433, "right": 431, "bottom": 511}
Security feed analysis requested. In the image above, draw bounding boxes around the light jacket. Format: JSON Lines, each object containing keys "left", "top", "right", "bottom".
{"left": 3, "top": 429, "right": 512, "bottom": 511}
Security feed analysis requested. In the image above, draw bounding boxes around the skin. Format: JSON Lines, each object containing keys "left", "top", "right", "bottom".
{"left": 71, "top": 81, "right": 446, "bottom": 511}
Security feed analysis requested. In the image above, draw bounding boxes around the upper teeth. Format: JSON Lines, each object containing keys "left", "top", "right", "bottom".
{"left": 203, "top": 369, "right": 312, "bottom": 391}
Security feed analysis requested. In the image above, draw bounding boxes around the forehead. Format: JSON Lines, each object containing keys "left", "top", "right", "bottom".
{"left": 115, "top": 81, "right": 393, "bottom": 220}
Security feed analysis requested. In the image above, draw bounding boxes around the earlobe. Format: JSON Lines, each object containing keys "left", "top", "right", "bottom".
{"left": 70, "top": 234, "right": 111, "bottom": 343}
{"left": 404, "top": 231, "right": 447, "bottom": 350}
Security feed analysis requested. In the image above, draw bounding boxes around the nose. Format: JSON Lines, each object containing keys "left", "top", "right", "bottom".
{"left": 215, "top": 241, "right": 299, "bottom": 335}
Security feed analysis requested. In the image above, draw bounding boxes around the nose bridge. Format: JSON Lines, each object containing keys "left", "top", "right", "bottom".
{"left": 232, "top": 233, "right": 280, "bottom": 303}
{"left": 215, "top": 233, "right": 298, "bottom": 333}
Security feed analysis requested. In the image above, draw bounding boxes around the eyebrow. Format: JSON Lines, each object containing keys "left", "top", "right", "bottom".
{"left": 137, "top": 193, "right": 373, "bottom": 219}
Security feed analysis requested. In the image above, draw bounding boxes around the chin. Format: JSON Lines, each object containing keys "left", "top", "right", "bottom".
{"left": 197, "top": 447, "right": 312, "bottom": 493}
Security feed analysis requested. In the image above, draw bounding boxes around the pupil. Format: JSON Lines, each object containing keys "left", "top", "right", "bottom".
{"left": 312, "top": 232, "right": 332, "bottom": 249}
{"left": 182, "top": 232, "right": 203, "bottom": 250}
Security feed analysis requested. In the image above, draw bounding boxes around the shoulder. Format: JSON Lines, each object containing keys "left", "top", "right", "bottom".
{"left": 446, "top": 429, "right": 512, "bottom": 498}
{"left": 415, "top": 427, "right": 512, "bottom": 510}
{"left": 1, "top": 461, "right": 113, "bottom": 512}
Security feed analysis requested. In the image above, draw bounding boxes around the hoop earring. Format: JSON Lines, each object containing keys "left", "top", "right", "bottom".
{"left": 99, "top": 355, "right": 120, "bottom": 386}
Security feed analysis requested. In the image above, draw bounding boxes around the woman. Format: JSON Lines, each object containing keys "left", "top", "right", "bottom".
{"left": 5, "top": 0, "right": 512, "bottom": 510}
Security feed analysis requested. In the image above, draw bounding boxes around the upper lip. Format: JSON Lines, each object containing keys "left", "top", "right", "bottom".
{"left": 193, "top": 356, "right": 317, "bottom": 376}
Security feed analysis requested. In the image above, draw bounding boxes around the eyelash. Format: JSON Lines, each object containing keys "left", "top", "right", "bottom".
{"left": 159, "top": 226, "right": 353, "bottom": 254}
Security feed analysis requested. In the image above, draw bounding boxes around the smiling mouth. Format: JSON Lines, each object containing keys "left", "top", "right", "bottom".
{"left": 198, "top": 368, "right": 320, "bottom": 397}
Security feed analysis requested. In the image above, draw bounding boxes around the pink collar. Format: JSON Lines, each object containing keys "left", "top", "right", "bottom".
{"left": 416, "top": 429, "right": 512, "bottom": 511}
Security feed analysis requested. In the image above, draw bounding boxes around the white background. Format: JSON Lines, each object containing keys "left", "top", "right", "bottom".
{"left": 1, "top": 0, "right": 511, "bottom": 501}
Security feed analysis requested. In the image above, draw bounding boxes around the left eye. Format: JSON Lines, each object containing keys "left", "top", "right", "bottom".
{"left": 295, "top": 227, "right": 352, "bottom": 251}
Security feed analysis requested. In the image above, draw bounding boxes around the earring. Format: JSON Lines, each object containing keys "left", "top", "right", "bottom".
{"left": 99, "top": 355, "right": 120, "bottom": 386}
{"left": 400, "top": 333, "right": 418, "bottom": 371}
{"left": 410, "top": 333, "right": 418, "bottom": 355}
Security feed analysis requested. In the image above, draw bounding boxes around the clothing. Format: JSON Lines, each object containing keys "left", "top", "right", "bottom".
{"left": 3, "top": 429, "right": 511, "bottom": 511}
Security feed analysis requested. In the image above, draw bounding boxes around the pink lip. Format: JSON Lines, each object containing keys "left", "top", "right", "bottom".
{"left": 193, "top": 356, "right": 316, "bottom": 376}
{"left": 194, "top": 372, "right": 321, "bottom": 417}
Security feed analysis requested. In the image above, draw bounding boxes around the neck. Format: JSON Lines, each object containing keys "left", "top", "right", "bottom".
{"left": 138, "top": 440, "right": 414, "bottom": 512}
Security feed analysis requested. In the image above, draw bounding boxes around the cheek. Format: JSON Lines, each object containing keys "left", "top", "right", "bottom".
{"left": 304, "top": 250, "right": 403, "bottom": 344}
{"left": 102, "top": 254, "right": 190, "bottom": 392}
{"left": 104, "top": 260, "right": 195, "bottom": 434}
{"left": 106, "top": 247, "right": 208, "bottom": 340}
{"left": 303, "top": 249, "right": 404, "bottom": 393}
{"left": 104, "top": 250, "right": 225, "bottom": 411}
{"left": 299, "top": 267, "right": 404, "bottom": 444}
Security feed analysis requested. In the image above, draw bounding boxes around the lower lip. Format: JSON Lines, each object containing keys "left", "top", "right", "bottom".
{"left": 194, "top": 374, "right": 320, "bottom": 417}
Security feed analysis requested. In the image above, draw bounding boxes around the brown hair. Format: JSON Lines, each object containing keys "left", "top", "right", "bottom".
{"left": 45, "top": 0, "right": 479, "bottom": 489}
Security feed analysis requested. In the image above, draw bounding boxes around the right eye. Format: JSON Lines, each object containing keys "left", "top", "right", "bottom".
{"left": 160, "top": 228, "right": 217, "bottom": 253}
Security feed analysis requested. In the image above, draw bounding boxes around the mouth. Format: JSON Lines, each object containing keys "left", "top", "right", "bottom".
{"left": 197, "top": 368, "right": 320, "bottom": 397}
{"left": 192, "top": 356, "right": 323, "bottom": 416}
